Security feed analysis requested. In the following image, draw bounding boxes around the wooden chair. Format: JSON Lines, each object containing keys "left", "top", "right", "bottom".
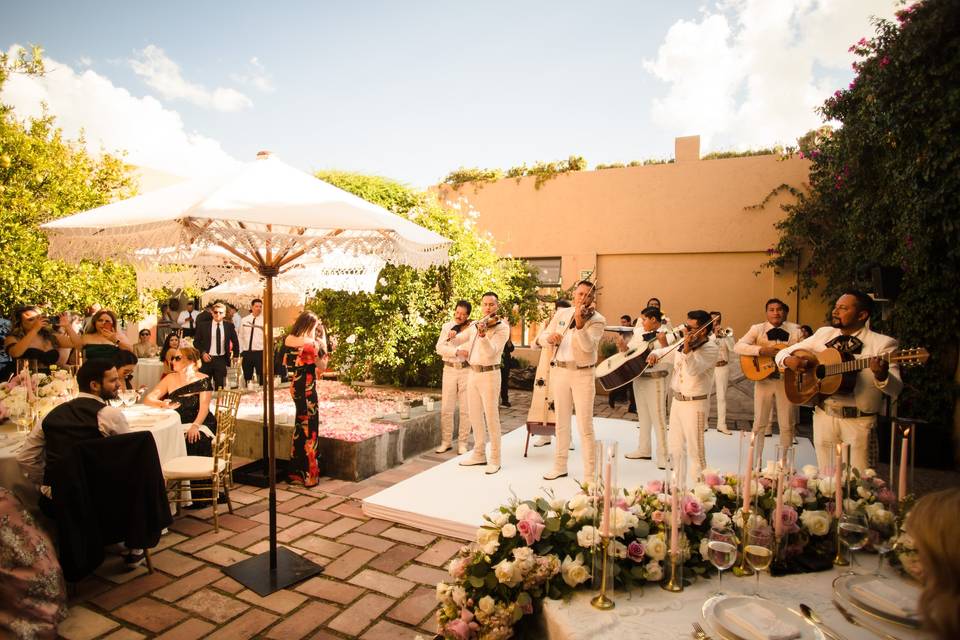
{"left": 162, "top": 389, "right": 242, "bottom": 532}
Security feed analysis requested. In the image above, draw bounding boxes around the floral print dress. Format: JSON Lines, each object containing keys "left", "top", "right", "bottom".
{"left": 287, "top": 342, "right": 321, "bottom": 486}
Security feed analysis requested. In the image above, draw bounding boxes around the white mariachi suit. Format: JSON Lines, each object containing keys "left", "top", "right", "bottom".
{"left": 435, "top": 320, "right": 471, "bottom": 450}
{"left": 734, "top": 321, "right": 802, "bottom": 462}
{"left": 625, "top": 328, "right": 675, "bottom": 467}
{"left": 451, "top": 319, "right": 511, "bottom": 467}
{"left": 776, "top": 326, "right": 901, "bottom": 472}
{"left": 711, "top": 329, "right": 735, "bottom": 431}
{"left": 650, "top": 339, "right": 719, "bottom": 485}
{"left": 535, "top": 306, "right": 605, "bottom": 479}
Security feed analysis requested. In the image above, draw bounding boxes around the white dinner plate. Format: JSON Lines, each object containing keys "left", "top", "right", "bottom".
{"left": 833, "top": 574, "right": 921, "bottom": 629}
{"left": 703, "top": 594, "right": 822, "bottom": 640}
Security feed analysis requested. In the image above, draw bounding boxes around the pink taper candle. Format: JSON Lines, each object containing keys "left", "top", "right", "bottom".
{"left": 601, "top": 460, "right": 612, "bottom": 537}
{"left": 742, "top": 433, "right": 755, "bottom": 510}
{"left": 834, "top": 444, "right": 843, "bottom": 518}
{"left": 774, "top": 462, "right": 784, "bottom": 538}
{"left": 898, "top": 431, "right": 909, "bottom": 501}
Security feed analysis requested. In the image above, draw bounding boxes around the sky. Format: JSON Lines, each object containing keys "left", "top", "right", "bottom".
{"left": 1, "top": 0, "right": 899, "bottom": 186}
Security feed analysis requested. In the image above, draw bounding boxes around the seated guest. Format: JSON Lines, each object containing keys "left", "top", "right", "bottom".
{"left": 4, "top": 306, "right": 75, "bottom": 375}
{"left": 159, "top": 333, "right": 181, "bottom": 377}
{"left": 17, "top": 360, "right": 129, "bottom": 499}
{"left": 113, "top": 350, "right": 140, "bottom": 392}
{"left": 0, "top": 487, "right": 67, "bottom": 639}
{"left": 907, "top": 488, "right": 960, "bottom": 640}
{"left": 133, "top": 329, "right": 158, "bottom": 358}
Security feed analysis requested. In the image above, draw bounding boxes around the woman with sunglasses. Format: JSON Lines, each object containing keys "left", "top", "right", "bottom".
{"left": 159, "top": 334, "right": 181, "bottom": 378}
{"left": 133, "top": 329, "right": 158, "bottom": 358}
{"left": 58, "top": 309, "right": 135, "bottom": 362}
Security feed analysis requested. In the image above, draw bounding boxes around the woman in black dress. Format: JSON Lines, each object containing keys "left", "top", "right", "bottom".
{"left": 283, "top": 311, "right": 326, "bottom": 487}
{"left": 4, "top": 306, "right": 74, "bottom": 376}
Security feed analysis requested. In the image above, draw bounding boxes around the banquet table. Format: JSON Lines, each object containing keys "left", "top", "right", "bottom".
{"left": 540, "top": 564, "right": 929, "bottom": 640}
{"left": 132, "top": 358, "right": 165, "bottom": 395}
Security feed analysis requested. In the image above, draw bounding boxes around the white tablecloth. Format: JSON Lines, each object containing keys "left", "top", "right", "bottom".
{"left": 132, "top": 358, "right": 165, "bottom": 395}
{"left": 541, "top": 565, "right": 928, "bottom": 640}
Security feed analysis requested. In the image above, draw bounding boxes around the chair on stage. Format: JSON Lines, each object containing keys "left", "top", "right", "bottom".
{"left": 161, "top": 389, "right": 242, "bottom": 532}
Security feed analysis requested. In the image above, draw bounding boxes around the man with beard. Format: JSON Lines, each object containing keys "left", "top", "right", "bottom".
{"left": 777, "top": 290, "right": 901, "bottom": 471}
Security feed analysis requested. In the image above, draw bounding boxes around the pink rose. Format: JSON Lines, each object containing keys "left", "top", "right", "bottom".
{"left": 681, "top": 495, "right": 706, "bottom": 526}
{"left": 759, "top": 477, "right": 773, "bottom": 490}
{"left": 449, "top": 557, "right": 468, "bottom": 579}
{"left": 627, "top": 540, "right": 646, "bottom": 563}
{"left": 646, "top": 480, "right": 663, "bottom": 494}
{"left": 445, "top": 618, "right": 470, "bottom": 640}
{"left": 651, "top": 510, "right": 665, "bottom": 524}
{"left": 790, "top": 475, "right": 809, "bottom": 490}
{"left": 779, "top": 506, "right": 800, "bottom": 534}
{"left": 878, "top": 488, "right": 896, "bottom": 506}
{"left": 704, "top": 473, "right": 722, "bottom": 487}
{"left": 615, "top": 498, "right": 629, "bottom": 510}
{"left": 517, "top": 511, "right": 545, "bottom": 545}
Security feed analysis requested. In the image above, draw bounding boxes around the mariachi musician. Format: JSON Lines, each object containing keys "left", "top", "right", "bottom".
{"left": 646, "top": 310, "right": 719, "bottom": 484}
{"left": 776, "top": 290, "right": 901, "bottom": 472}
{"left": 434, "top": 300, "right": 473, "bottom": 454}
{"left": 710, "top": 311, "right": 735, "bottom": 435}
{"left": 451, "top": 293, "right": 511, "bottom": 475}
{"left": 535, "top": 280, "right": 605, "bottom": 481}
{"left": 734, "top": 298, "right": 801, "bottom": 462}
{"left": 615, "top": 305, "right": 675, "bottom": 468}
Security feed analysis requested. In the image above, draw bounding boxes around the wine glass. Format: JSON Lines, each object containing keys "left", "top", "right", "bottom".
{"left": 744, "top": 524, "right": 774, "bottom": 597}
{"left": 120, "top": 390, "right": 138, "bottom": 407}
{"left": 13, "top": 404, "right": 36, "bottom": 434}
{"left": 707, "top": 526, "right": 738, "bottom": 595}
{"left": 868, "top": 513, "right": 896, "bottom": 577}
{"left": 839, "top": 510, "right": 870, "bottom": 573}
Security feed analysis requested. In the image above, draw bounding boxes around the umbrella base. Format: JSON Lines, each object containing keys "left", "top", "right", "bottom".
{"left": 232, "top": 458, "right": 287, "bottom": 488}
{"left": 222, "top": 546, "right": 324, "bottom": 596}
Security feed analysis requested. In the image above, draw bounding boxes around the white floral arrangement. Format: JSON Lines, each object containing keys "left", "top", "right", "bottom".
{"left": 0, "top": 367, "right": 75, "bottom": 423}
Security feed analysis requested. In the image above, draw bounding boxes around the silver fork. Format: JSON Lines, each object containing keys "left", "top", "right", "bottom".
{"left": 692, "top": 621, "right": 713, "bottom": 640}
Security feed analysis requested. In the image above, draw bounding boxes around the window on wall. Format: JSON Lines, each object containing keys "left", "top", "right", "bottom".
{"left": 517, "top": 257, "right": 562, "bottom": 346}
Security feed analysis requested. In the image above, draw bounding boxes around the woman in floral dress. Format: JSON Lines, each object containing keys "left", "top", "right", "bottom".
{"left": 283, "top": 311, "right": 327, "bottom": 487}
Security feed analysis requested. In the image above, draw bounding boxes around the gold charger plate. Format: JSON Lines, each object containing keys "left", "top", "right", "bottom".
{"left": 832, "top": 574, "right": 921, "bottom": 629}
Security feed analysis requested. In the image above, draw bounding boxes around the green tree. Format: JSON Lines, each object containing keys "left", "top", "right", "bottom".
{"left": 762, "top": 1, "right": 960, "bottom": 462}
{"left": 309, "top": 172, "right": 544, "bottom": 387}
{"left": 0, "top": 46, "right": 141, "bottom": 319}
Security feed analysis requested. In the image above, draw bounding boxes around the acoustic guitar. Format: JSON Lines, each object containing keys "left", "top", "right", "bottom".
{"left": 783, "top": 346, "right": 929, "bottom": 405}
{"left": 739, "top": 342, "right": 788, "bottom": 381}
{"left": 595, "top": 343, "right": 655, "bottom": 391}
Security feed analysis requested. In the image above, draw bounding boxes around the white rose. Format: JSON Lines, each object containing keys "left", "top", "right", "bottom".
{"left": 645, "top": 560, "right": 663, "bottom": 581}
{"left": 782, "top": 488, "right": 804, "bottom": 507}
{"left": 501, "top": 523, "right": 517, "bottom": 538}
{"left": 577, "top": 526, "right": 599, "bottom": 548}
{"left": 476, "top": 527, "right": 500, "bottom": 555}
{"left": 608, "top": 540, "right": 627, "bottom": 559}
{"left": 692, "top": 484, "right": 717, "bottom": 511}
{"left": 818, "top": 476, "right": 836, "bottom": 496}
{"left": 644, "top": 535, "right": 666, "bottom": 561}
{"left": 515, "top": 503, "right": 533, "bottom": 521}
{"left": 609, "top": 508, "right": 639, "bottom": 537}
{"left": 494, "top": 559, "right": 522, "bottom": 587}
{"left": 699, "top": 537, "right": 711, "bottom": 559}
{"left": 561, "top": 554, "right": 590, "bottom": 587}
{"left": 711, "top": 512, "right": 731, "bottom": 529}
{"left": 863, "top": 468, "right": 877, "bottom": 479}
{"left": 512, "top": 546, "right": 536, "bottom": 572}
{"left": 857, "top": 486, "right": 872, "bottom": 500}
{"left": 716, "top": 484, "right": 735, "bottom": 498}
{"left": 452, "top": 586, "right": 467, "bottom": 606}
{"left": 800, "top": 509, "right": 832, "bottom": 536}
{"left": 478, "top": 595, "right": 495, "bottom": 615}
{"left": 549, "top": 497, "right": 566, "bottom": 511}
{"left": 436, "top": 582, "right": 451, "bottom": 602}
{"left": 490, "top": 512, "right": 509, "bottom": 527}
{"left": 802, "top": 464, "right": 819, "bottom": 478}
{"left": 865, "top": 503, "right": 894, "bottom": 526}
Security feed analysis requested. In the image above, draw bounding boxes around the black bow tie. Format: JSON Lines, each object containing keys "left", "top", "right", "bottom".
{"left": 826, "top": 334, "right": 863, "bottom": 354}
{"left": 642, "top": 331, "right": 657, "bottom": 341}
{"left": 766, "top": 327, "right": 790, "bottom": 342}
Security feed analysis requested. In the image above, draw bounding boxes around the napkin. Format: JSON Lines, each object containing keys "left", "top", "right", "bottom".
{"left": 181, "top": 423, "right": 216, "bottom": 440}
{"left": 723, "top": 602, "right": 801, "bottom": 640}
{"left": 850, "top": 578, "right": 918, "bottom": 618}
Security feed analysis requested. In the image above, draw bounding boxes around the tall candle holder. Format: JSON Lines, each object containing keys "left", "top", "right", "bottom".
{"left": 833, "top": 447, "right": 851, "bottom": 567}
{"left": 661, "top": 454, "right": 685, "bottom": 592}
{"left": 592, "top": 440, "right": 617, "bottom": 606}
{"left": 590, "top": 537, "right": 615, "bottom": 610}
{"left": 733, "top": 434, "right": 756, "bottom": 577}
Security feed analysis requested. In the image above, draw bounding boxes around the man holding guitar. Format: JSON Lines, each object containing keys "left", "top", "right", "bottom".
{"left": 536, "top": 280, "right": 605, "bottom": 481}
{"left": 434, "top": 300, "right": 473, "bottom": 454}
{"left": 776, "top": 290, "right": 902, "bottom": 472}
{"left": 734, "top": 298, "right": 802, "bottom": 462}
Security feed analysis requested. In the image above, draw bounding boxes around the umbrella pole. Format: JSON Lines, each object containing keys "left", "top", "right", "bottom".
{"left": 221, "top": 267, "right": 324, "bottom": 596}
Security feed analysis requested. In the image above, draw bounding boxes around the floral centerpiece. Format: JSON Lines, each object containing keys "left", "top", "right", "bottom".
{"left": 437, "top": 465, "right": 892, "bottom": 640}
{"left": 0, "top": 367, "right": 75, "bottom": 423}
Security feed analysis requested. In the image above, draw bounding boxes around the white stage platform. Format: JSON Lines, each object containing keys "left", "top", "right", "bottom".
{"left": 362, "top": 418, "right": 817, "bottom": 541}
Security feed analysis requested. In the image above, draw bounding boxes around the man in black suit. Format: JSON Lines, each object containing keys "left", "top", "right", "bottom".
{"left": 194, "top": 302, "right": 240, "bottom": 389}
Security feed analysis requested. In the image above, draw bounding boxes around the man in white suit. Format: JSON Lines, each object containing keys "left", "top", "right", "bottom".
{"left": 536, "top": 280, "right": 605, "bottom": 481}
{"left": 776, "top": 290, "right": 901, "bottom": 471}
{"left": 734, "top": 298, "right": 802, "bottom": 461}
{"left": 434, "top": 300, "right": 473, "bottom": 454}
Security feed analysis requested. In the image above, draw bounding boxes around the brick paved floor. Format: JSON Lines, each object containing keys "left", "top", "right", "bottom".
{"left": 57, "top": 387, "right": 957, "bottom": 639}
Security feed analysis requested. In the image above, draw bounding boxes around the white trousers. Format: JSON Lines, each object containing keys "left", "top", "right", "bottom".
{"left": 467, "top": 369, "right": 502, "bottom": 464}
{"left": 551, "top": 367, "right": 597, "bottom": 478}
{"left": 631, "top": 375, "right": 668, "bottom": 466}
{"left": 667, "top": 397, "right": 709, "bottom": 485}
{"left": 813, "top": 409, "right": 874, "bottom": 472}
{"left": 440, "top": 365, "right": 470, "bottom": 446}
{"left": 751, "top": 378, "right": 798, "bottom": 462}
{"left": 712, "top": 364, "right": 730, "bottom": 428}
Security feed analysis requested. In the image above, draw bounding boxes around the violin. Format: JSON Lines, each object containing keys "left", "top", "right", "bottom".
{"left": 679, "top": 322, "right": 712, "bottom": 352}
{"left": 574, "top": 281, "right": 598, "bottom": 328}
{"left": 475, "top": 313, "right": 501, "bottom": 336}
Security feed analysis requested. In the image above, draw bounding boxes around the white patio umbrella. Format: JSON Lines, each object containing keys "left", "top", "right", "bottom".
{"left": 42, "top": 151, "right": 450, "bottom": 594}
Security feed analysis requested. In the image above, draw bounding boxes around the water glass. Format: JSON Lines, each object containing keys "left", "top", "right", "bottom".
{"left": 744, "top": 525, "right": 774, "bottom": 597}
{"left": 839, "top": 511, "right": 869, "bottom": 571}
{"left": 707, "top": 526, "right": 738, "bottom": 594}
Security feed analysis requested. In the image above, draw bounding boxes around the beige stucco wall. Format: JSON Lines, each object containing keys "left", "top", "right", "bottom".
{"left": 437, "top": 137, "right": 830, "bottom": 340}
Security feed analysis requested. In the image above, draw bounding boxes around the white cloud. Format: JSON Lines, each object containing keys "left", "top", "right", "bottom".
{"left": 129, "top": 44, "right": 252, "bottom": 111}
{"left": 231, "top": 56, "right": 275, "bottom": 93}
{"left": 1, "top": 46, "right": 240, "bottom": 178}
{"left": 644, "top": 0, "right": 900, "bottom": 151}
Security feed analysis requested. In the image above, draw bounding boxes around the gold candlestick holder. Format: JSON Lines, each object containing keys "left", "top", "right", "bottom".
{"left": 833, "top": 519, "right": 849, "bottom": 566}
{"left": 732, "top": 508, "right": 755, "bottom": 577}
{"left": 660, "top": 550, "right": 683, "bottom": 592}
{"left": 590, "top": 537, "right": 615, "bottom": 610}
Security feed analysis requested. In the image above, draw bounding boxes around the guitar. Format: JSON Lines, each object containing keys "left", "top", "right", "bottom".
{"left": 595, "top": 341, "right": 656, "bottom": 391}
{"left": 739, "top": 342, "right": 788, "bottom": 381}
{"left": 783, "top": 347, "right": 929, "bottom": 405}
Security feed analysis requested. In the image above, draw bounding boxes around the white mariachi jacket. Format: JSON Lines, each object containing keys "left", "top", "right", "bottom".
{"left": 535, "top": 307, "right": 606, "bottom": 367}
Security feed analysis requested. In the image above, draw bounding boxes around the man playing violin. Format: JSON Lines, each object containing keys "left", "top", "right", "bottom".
{"left": 434, "top": 300, "right": 473, "bottom": 454}
{"left": 734, "top": 298, "right": 802, "bottom": 462}
{"left": 647, "top": 310, "right": 719, "bottom": 484}
{"left": 616, "top": 306, "right": 674, "bottom": 468}
{"left": 451, "top": 293, "right": 511, "bottom": 475}
{"left": 536, "top": 280, "right": 605, "bottom": 481}
{"left": 776, "top": 290, "right": 901, "bottom": 472}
